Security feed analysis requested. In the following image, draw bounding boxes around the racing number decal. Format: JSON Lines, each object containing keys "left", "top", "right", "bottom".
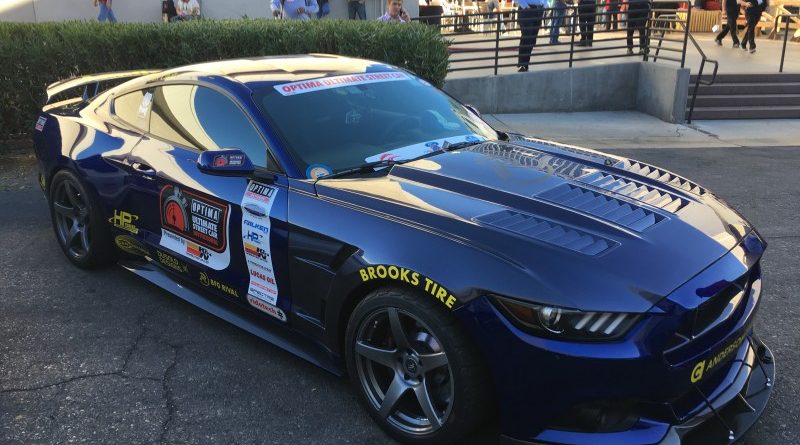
{"left": 159, "top": 185, "right": 231, "bottom": 270}
{"left": 241, "top": 181, "right": 285, "bottom": 322}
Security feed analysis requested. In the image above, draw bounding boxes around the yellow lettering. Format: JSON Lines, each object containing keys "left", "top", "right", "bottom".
{"left": 445, "top": 295, "right": 456, "bottom": 309}
{"left": 388, "top": 266, "right": 399, "bottom": 280}
{"left": 376, "top": 265, "right": 387, "bottom": 278}
{"left": 424, "top": 277, "right": 433, "bottom": 292}
{"left": 691, "top": 361, "right": 705, "bottom": 383}
{"left": 368, "top": 267, "right": 377, "bottom": 280}
{"left": 411, "top": 272, "right": 420, "bottom": 286}
{"left": 359, "top": 269, "right": 369, "bottom": 281}
{"left": 435, "top": 287, "right": 448, "bottom": 302}
{"left": 400, "top": 268, "right": 410, "bottom": 283}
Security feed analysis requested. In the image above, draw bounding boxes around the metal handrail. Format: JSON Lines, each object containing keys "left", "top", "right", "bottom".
{"left": 778, "top": 13, "right": 799, "bottom": 73}
{"left": 686, "top": 32, "right": 719, "bottom": 123}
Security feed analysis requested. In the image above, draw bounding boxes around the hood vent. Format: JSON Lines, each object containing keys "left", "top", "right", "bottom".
{"left": 538, "top": 184, "right": 664, "bottom": 232}
{"left": 577, "top": 170, "right": 687, "bottom": 213}
{"left": 475, "top": 210, "right": 615, "bottom": 256}
{"left": 615, "top": 160, "right": 706, "bottom": 196}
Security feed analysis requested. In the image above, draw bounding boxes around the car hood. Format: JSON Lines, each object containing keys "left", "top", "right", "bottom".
{"left": 314, "top": 139, "right": 755, "bottom": 313}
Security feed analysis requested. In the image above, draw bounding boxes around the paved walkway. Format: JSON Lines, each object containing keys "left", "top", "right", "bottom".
{"left": 445, "top": 31, "right": 799, "bottom": 79}
{"left": 483, "top": 111, "right": 800, "bottom": 149}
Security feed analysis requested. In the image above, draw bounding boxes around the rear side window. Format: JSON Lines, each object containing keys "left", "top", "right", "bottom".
{"left": 112, "top": 89, "right": 152, "bottom": 132}
{"left": 148, "top": 84, "right": 268, "bottom": 168}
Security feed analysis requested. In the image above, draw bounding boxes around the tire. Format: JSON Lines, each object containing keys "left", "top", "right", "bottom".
{"left": 345, "top": 287, "right": 491, "bottom": 444}
{"left": 48, "top": 170, "right": 116, "bottom": 269}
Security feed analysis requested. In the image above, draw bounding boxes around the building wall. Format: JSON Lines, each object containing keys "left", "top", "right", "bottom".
{"left": 0, "top": 0, "right": 416, "bottom": 22}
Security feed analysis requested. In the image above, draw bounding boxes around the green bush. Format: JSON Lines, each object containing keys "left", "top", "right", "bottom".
{"left": 0, "top": 19, "right": 450, "bottom": 138}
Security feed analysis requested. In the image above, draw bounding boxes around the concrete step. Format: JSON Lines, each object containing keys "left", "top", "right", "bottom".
{"left": 687, "top": 105, "right": 800, "bottom": 119}
{"left": 688, "top": 94, "right": 800, "bottom": 107}
{"left": 689, "top": 73, "right": 800, "bottom": 84}
{"left": 692, "top": 82, "right": 800, "bottom": 95}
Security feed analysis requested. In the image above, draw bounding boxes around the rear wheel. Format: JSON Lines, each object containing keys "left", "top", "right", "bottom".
{"left": 345, "top": 287, "right": 490, "bottom": 444}
{"left": 49, "top": 170, "right": 115, "bottom": 269}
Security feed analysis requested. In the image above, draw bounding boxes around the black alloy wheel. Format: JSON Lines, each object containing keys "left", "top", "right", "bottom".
{"left": 346, "top": 288, "right": 491, "bottom": 444}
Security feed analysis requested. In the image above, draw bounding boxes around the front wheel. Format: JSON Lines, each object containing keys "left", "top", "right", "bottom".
{"left": 345, "top": 287, "right": 491, "bottom": 444}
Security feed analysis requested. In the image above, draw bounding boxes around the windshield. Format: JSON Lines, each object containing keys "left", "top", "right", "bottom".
{"left": 254, "top": 72, "right": 498, "bottom": 178}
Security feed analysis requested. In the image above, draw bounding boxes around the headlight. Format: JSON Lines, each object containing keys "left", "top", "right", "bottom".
{"left": 492, "top": 295, "right": 639, "bottom": 341}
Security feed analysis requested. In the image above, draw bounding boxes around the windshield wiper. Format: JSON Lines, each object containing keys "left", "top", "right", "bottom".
{"left": 319, "top": 159, "right": 400, "bottom": 179}
{"left": 401, "top": 140, "right": 485, "bottom": 164}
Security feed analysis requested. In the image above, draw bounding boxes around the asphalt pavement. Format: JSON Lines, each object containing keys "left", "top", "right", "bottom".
{"left": 0, "top": 141, "right": 798, "bottom": 444}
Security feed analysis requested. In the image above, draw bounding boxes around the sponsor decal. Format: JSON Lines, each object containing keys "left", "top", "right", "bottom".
{"left": 242, "top": 180, "right": 280, "bottom": 306}
{"left": 213, "top": 154, "right": 245, "bottom": 167}
{"left": 247, "top": 295, "right": 287, "bottom": 322}
{"left": 305, "top": 164, "right": 333, "bottom": 179}
{"left": 109, "top": 210, "right": 139, "bottom": 234}
{"left": 366, "top": 133, "right": 486, "bottom": 164}
{"left": 199, "top": 272, "right": 240, "bottom": 298}
{"left": 114, "top": 235, "right": 149, "bottom": 257}
{"left": 159, "top": 185, "right": 230, "bottom": 270}
{"left": 690, "top": 331, "right": 748, "bottom": 383}
{"left": 274, "top": 72, "right": 409, "bottom": 97}
{"left": 35, "top": 116, "right": 47, "bottom": 132}
{"left": 157, "top": 250, "right": 189, "bottom": 274}
{"left": 358, "top": 265, "right": 458, "bottom": 310}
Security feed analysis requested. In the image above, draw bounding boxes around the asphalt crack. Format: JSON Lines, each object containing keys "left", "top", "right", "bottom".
{"left": 157, "top": 342, "right": 181, "bottom": 445}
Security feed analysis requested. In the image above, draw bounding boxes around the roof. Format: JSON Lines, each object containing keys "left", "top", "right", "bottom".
{"left": 155, "top": 54, "right": 397, "bottom": 87}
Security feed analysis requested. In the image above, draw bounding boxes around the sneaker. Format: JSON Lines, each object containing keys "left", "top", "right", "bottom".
{"left": 715, "top": 38, "right": 722, "bottom": 46}
{"left": 518, "top": 66, "right": 529, "bottom": 72}
{"left": 749, "top": 48, "right": 756, "bottom": 53}
{"left": 732, "top": 41, "right": 739, "bottom": 48}
{"left": 740, "top": 43, "right": 747, "bottom": 50}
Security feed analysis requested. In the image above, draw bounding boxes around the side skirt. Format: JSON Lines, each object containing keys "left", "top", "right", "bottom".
{"left": 119, "top": 259, "right": 344, "bottom": 376}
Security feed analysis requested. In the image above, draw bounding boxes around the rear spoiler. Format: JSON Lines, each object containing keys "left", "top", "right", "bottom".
{"left": 45, "top": 69, "right": 161, "bottom": 104}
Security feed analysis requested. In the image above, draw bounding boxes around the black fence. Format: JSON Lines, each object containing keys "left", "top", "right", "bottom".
{"left": 413, "top": 0, "right": 692, "bottom": 75}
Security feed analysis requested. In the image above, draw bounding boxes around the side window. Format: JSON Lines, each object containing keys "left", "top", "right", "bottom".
{"left": 112, "top": 89, "right": 152, "bottom": 132}
{"left": 149, "top": 84, "right": 269, "bottom": 168}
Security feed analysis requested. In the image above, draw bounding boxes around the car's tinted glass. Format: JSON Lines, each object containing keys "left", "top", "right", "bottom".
{"left": 254, "top": 73, "right": 497, "bottom": 177}
{"left": 113, "top": 89, "right": 151, "bottom": 132}
{"left": 149, "top": 85, "right": 268, "bottom": 167}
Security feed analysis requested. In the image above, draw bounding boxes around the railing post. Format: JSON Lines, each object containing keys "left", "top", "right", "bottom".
{"left": 495, "top": 12, "right": 501, "bottom": 75}
{"left": 681, "top": 3, "right": 691, "bottom": 68}
{"left": 643, "top": 6, "right": 651, "bottom": 61}
{"left": 780, "top": 15, "right": 790, "bottom": 73}
{"left": 569, "top": 9, "right": 576, "bottom": 68}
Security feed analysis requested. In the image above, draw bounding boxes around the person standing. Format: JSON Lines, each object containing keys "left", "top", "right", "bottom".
{"left": 577, "top": 0, "right": 596, "bottom": 46}
{"left": 173, "top": 0, "right": 201, "bottom": 21}
{"left": 626, "top": 0, "right": 649, "bottom": 54}
{"left": 272, "top": 0, "right": 319, "bottom": 20}
{"left": 349, "top": 0, "right": 366, "bottom": 19}
{"left": 94, "top": 0, "right": 117, "bottom": 23}
{"left": 378, "top": 0, "right": 411, "bottom": 22}
{"left": 741, "top": 0, "right": 767, "bottom": 53}
{"left": 516, "top": 0, "right": 546, "bottom": 72}
{"left": 549, "top": 0, "right": 567, "bottom": 43}
{"left": 715, "top": 0, "right": 742, "bottom": 47}
{"left": 487, "top": 0, "right": 508, "bottom": 33}
{"left": 604, "top": 0, "right": 619, "bottom": 30}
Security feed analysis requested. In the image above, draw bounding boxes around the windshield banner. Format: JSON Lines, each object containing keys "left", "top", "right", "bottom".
{"left": 274, "top": 72, "right": 410, "bottom": 97}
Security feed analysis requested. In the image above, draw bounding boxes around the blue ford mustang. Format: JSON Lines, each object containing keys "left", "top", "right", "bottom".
{"left": 33, "top": 55, "right": 774, "bottom": 444}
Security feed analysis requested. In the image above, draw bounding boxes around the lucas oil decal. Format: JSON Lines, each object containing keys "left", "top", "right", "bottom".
{"left": 159, "top": 185, "right": 231, "bottom": 270}
{"left": 242, "top": 181, "right": 281, "bottom": 313}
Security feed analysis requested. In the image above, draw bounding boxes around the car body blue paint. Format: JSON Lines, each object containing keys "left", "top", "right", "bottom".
{"left": 32, "top": 55, "right": 773, "bottom": 444}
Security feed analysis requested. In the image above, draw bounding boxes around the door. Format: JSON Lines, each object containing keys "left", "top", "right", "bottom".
{"left": 124, "top": 83, "right": 291, "bottom": 323}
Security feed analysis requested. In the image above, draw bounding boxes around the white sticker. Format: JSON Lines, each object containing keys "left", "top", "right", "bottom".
{"left": 242, "top": 181, "right": 280, "bottom": 307}
{"left": 365, "top": 134, "right": 485, "bottom": 163}
{"left": 138, "top": 92, "right": 153, "bottom": 119}
{"left": 274, "top": 72, "right": 410, "bottom": 97}
{"left": 247, "top": 295, "right": 287, "bottom": 322}
{"left": 160, "top": 229, "right": 231, "bottom": 270}
{"left": 35, "top": 116, "right": 47, "bottom": 132}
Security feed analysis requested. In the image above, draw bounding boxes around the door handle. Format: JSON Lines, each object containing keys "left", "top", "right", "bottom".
{"left": 131, "top": 162, "right": 156, "bottom": 176}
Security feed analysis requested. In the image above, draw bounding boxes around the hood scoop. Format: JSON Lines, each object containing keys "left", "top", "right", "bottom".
{"left": 475, "top": 210, "right": 616, "bottom": 256}
{"left": 576, "top": 170, "right": 688, "bottom": 213}
{"left": 615, "top": 160, "right": 707, "bottom": 196}
{"left": 537, "top": 183, "right": 664, "bottom": 232}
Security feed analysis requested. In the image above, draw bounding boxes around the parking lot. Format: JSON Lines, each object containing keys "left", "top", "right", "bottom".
{"left": 1, "top": 143, "right": 798, "bottom": 444}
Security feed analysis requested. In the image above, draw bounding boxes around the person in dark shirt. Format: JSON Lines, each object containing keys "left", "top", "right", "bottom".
{"left": 740, "top": 0, "right": 767, "bottom": 53}
{"left": 626, "top": 0, "right": 650, "bottom": 54}
{"left": 715, "top": 0, "right": 743, "bottom": 47}
{"left": 516, "top": 0, "right": 546, "bottom": 71}
{"left": 577, "top": 0, "right": 596, "bottom": 47}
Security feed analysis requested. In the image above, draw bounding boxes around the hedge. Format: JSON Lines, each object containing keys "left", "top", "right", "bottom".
{"left": 0, "top": 19, "right": 450, "bottom": 138}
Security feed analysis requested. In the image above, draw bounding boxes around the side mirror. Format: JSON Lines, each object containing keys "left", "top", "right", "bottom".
{"left": 197, "top": 149, "right": 255, "bottom": 176}
{"left": 464, "top": 104, "right": 481, "bottom": 117}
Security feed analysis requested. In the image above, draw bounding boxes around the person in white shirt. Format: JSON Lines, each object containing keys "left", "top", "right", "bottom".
{"left": 377, "top": 0, "right": 411, "bottom": 22}
{"left": 173, "top": 0, "right": 201, "bottom": 20}
{"left": 272, "top": 0, "right": 320, "bottom": 20}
